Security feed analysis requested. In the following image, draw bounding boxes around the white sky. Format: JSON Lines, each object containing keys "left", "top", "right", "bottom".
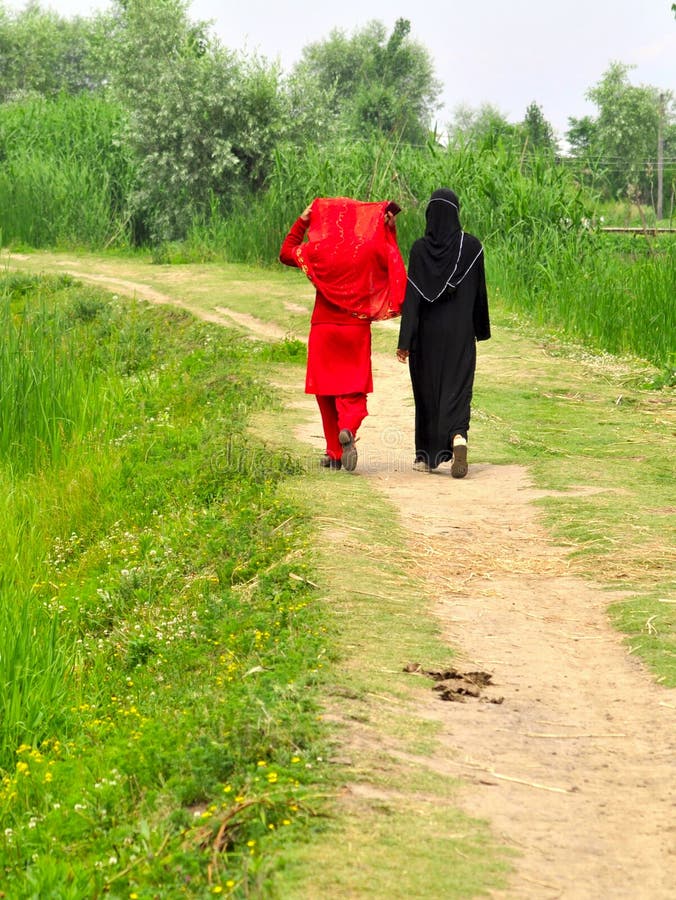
{"left": 7, "top": 0, "right": 676, "bottom": 139}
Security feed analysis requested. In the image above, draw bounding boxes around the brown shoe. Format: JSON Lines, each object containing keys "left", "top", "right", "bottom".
{"left": 320, "top": 454, "right": 342, "bottom": 470}
{"left": 339, "top": 429, "right": 358, "bottom": 472}
{"left": 451, "top": 443, "right": 468, "bottom": 478}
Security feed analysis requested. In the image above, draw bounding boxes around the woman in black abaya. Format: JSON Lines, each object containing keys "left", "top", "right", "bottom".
{"left": 396, "top": 188, "right": 490, "bottom": 477}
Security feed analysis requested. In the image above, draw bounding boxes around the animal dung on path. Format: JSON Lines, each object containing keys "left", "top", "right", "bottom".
{"left": 404, "top": 662, "right": 504, "bottom": 704}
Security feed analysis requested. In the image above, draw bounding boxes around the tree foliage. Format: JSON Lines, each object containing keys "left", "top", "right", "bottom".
{"left": 446, "top": 103, "right": 518, "bottom": 149}
{"left": 521, "top": 101, "right": 557, "bottom": 153}
{"left": 0, "top": 1, "right": 105, "bottom": 101}
{"left": 293, "top": 18, "right": 441, "bottom": 143}
{"left": 566, "top": 62, "right": 675, "bottom": 204}
{"left": 98, "top": 0, "right": 288, "bottom": 242}
{"left": 447, "top": 101, "right": 557, "bottom": 156}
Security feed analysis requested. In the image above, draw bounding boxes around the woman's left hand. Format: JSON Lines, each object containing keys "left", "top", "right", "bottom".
{"left": 396, "top": 348, "right": 409, "bottom": 363}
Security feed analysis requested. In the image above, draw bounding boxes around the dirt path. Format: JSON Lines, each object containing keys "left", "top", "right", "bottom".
{"left": 344, "top": 356, "right": 676, "bottom": 899}
{"left": 7, "top": 255, "right": 675, "bottom": 897}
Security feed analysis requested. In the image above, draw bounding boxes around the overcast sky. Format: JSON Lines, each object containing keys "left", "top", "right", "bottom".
{"left": 7, "top": 0, "right": 676, "bottom": 139}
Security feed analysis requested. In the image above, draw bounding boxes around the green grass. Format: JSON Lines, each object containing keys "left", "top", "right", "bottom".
{"left": 487, "top": 227, "right": 675, "bottom": 370}
{"left": 0, "top": 275, "right": 337, "bottom": 896}
{"left": 609, "top": 589, "right": 676, "bottom": 684}
{"left": 0, "top": 273, "right": 119, "bottom": 472}
{"left": 0, "top": 95, "right": 133, "bottom": 248}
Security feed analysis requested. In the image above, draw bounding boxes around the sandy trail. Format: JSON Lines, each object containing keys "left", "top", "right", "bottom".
{"left": 298, "top": 351, "right": 676, "bottom": 900}
{"left": 8, "top": 257, "right": 674, "bottom": 897}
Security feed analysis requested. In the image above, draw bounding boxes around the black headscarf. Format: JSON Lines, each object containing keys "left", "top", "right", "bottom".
{"left": 406, "top": 188, "right": 484, "bottom": 302}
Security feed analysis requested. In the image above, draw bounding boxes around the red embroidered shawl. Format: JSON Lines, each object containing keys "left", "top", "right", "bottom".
{"left": 292, "top": 197, "right": 406, "bottom": 320}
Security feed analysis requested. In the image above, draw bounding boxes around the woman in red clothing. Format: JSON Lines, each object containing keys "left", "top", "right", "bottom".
{"left": 279, "top": 197, "right": 405, "bottom": 471}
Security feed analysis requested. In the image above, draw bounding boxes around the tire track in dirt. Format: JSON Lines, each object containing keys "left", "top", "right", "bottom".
{"left": 75, "top": 273, "right": 287, "bottom": 340}
{"left": 2, "top": 261, "right": 288, "bottom": 341}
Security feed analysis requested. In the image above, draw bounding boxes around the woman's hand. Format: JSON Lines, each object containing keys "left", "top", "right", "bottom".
{"left": 396, "top": 348, "right": 409, "bottom": 363}
{"left": 384, "top": 201, "right": 401, "bottom": 228}
{"left": 300, "top": 204, "right": 313, "bottom": 222}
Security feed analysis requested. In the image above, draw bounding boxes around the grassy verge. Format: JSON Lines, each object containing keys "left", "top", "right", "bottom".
{"left": 0, "top": 263, "right": 515, "bottom": 898}
{"left": 0, "top": 274, "right": 336, "bottom": 896}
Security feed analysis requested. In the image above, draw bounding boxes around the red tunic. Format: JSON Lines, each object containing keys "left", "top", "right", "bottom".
{"left": 280, "top": 217, "right": 373, "bottom": 395}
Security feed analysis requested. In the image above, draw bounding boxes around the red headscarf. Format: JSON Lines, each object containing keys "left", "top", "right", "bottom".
{"left": 293, "top": 197, "right": 406, "bottom": 320}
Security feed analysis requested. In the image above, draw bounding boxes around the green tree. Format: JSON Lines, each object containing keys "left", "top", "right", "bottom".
{"left": 447, "top": 103, "right": 518, "bottom": 149}
{"left": 0, "top": 1, "right": 104, "bottom": 101}
{"left": 101, "top": 0, "right": 287, "bottom": 242}
{"left": 521, "top": 101, "right": 557, "bottom": 153}
{"left": 565, "top": 62, "right": 673, "bottom": 203}
{"left": 279, "top": 67, "right": 340, "bottom": 144}
{"left": 565, "top": 115, "right": 597, "bottom": 156}
{"left": 293, "top": 18, "right": 441, "bottom": 143}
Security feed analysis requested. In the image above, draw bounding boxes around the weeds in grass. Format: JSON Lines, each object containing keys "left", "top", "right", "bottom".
{"left": 0, "top": 276, "right": 333, "bottom": 896}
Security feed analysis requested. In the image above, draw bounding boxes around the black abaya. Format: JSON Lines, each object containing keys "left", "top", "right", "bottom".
{"left": 398, "top": 211, "right": 490, "bottom": 469}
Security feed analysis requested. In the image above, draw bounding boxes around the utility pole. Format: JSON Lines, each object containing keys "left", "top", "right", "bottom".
{"left": 657, "top": 92, "right": 665, "bottom": 221}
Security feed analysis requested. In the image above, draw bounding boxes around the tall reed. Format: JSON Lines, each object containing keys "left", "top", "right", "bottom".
{"left": 0, "top": 274, "right": 142, "bottom": 765}
{"left": 0, "top": 587, "right": 72, "bottom": 768}
{"left": 200, "top": 138, "right": 589, "bottom": 263}
{"left": 206, "top": 137, "right": 670, "bottom": 368}
{"left": 0, "top": 278, "right": 104, "bottom": 471}
{"left": 0, "top": 94, "right": 134, "bottom": 247}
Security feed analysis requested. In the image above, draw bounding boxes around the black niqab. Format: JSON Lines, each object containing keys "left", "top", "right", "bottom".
{"left": 406, "top": 188, "right": 484, "bottom": 303}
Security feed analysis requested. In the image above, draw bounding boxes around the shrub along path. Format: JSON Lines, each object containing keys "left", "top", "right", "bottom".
{"left": 4, "top": 250, "right": 675, "bottom": 898}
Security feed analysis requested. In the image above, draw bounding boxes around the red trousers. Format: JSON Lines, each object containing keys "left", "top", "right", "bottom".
{"left": 316, "top": 393, "right": 368, "bottom": 460}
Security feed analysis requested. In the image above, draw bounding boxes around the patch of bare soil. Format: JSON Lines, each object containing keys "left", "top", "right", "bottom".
{"left": 213, "top": 306, "right": 288, "bottom": 340}
{"left": 404, "top": 662, "right": 504, "bottom": 704}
